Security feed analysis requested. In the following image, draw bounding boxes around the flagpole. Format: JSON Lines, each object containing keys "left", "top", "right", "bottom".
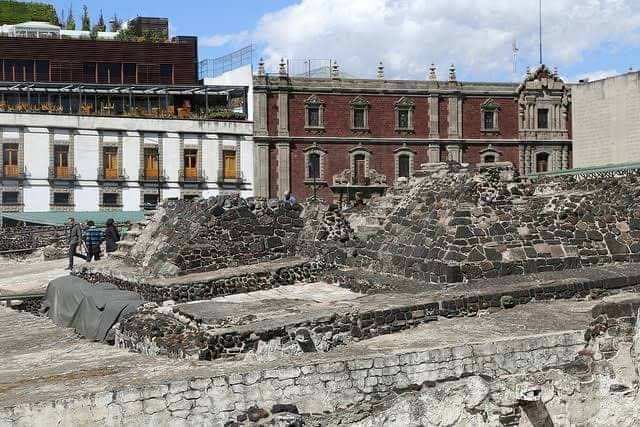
{"left": 539, "top": 0, "right": 543, "bottom": 65}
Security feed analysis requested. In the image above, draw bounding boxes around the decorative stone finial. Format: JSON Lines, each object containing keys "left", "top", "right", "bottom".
{"left": 257, "top": 58, "right": 265, "bottom": 76}
{"left": 279, "top": 58, "right": 287, "bottom": 76}
{"left": 526, "top": 66, "right": 532, "bottom": 78}
{"left": 377, "top": 62, "right": 384, "bottom": 79}
{"left": 553, "top": 66, "right": 558, "bottom": 77}
{"left": 429, "top": 63, "right": 437, "bottom": 80}
{"left": 331, "top": 60, "right": 340, "bottom": 79}
{"left": 449, "top": 64, "right": 456, "bottom": 81}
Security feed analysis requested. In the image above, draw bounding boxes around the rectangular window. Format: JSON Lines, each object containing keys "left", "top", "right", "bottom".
{"left": 35, "top": 60, "right": 49, "bottom": 81}
{"left": 308, "top": 153, "right": 321, "bottom": 179}
{"left": 223, "top": 150, "right": 237, "bottom": 179}
{"left": 398, "top": 110, "right": 409, "bottom": 129}
{"left": 398, "top": 155, "right": 410, "bottom": 178}
{"left": 353, "top": 108, "right": 366, "bottom": 128}
{"left": 483, "top": 111, "right": 495, "bottom": 130}
{"left": 53, "top": 145, "right": 70, "bottom": 177}
{"left": 103, "top": 147, "right": 118, "bottom": 178}
{"left": 83, "top": 63, "right": 96, "bottom": 82}
{"left": 143, "top": 193, "right": 159, "bottom": 208}
{"left": 183, "top": 149, "right": 198, "bottom": 178}
{"left": 159, "top": 64, "right": 173, "bottom": 84}
{"left": 2, "top": 192, "right": 18, "bottom": 205}
{"left": 53, "top": 192, "right": 70, "bottom": 205}
{"left": 538, "top": 109, "right": 549, "bottom": 129}
{"left": 3, "top": 144, "right": 18, "bottom": 177}
{"left": 102, "top": 193, "right": 119, "bottom": 206}
{"left": 123, "top": 63, "right": 137, "bottom": 84}
{"left": 143, "top": 148, "right": 160, "bottom": 179}
{"left": 307, "top": 107, "right": 320, "bottom": 127}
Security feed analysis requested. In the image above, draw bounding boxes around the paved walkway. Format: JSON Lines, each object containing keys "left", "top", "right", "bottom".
{"left": 0, "top": 256, "right": 86, "bottom": 296}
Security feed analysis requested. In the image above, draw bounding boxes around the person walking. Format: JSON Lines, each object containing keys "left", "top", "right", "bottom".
{"left": 104, "top": 218, "right": 120, "bottom": 255}
{"left": 83, "top": 220, "right": 104, "bottom": 262}
{"left": 283, "top": 191, "right": 297, "bottom": 207}
{"left": 66, "top": 217, "right": 84, "bottom": 270}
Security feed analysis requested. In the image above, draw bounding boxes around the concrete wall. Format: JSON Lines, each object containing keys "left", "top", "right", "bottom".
{"left": 0, "top": 113, "right": 254, "bottom": 213}
{"left": 572, "top": 72, "right": 640, "bottom": 167}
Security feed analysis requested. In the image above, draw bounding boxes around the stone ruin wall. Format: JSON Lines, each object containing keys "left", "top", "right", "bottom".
{"left": 7, "top": 295, "right": 640, "bottom": 426}
{"left": 302, "top": 167, "right": 640, "bottom": 283}
{"left": 125, "top": 196, "right": 306, "bottom": 277}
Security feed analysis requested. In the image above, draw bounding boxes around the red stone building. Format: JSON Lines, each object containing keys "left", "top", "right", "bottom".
{"left": 252, "top": 63, "right": 571, "bottom": 201}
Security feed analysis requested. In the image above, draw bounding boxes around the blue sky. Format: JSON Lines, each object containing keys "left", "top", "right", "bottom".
{"left": 47, "top": 0, "right": 640, "bottom": 82}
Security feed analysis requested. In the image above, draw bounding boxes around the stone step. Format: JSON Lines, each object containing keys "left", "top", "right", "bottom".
{"left": 116, "top": 240, "right": 136, "bottom": 248}
{"left": 125, "top": 230, "right": 142, "bottom": 239}
{"left": 109, "top": 251, "right": 129, "bottom": 259}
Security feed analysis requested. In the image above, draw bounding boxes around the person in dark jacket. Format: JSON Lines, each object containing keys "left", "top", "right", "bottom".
{"left": 66, "top": 217, "right": 84, "bottom": 270}
{"left": 104, "top": 218, "right": 121, "bottom": 254}
{"left": 83, "top": 220, "right": 104, "bottom": 262}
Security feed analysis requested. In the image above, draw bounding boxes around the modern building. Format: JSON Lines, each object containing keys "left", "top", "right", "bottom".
{"left": 571, "top": 71, "right": 640, "bottom": 168}
{"left": 0, "top": 20, "right": 253, "bottom": 213}
{"left": 253, "top": 62, "right": 572, "bottom": 201}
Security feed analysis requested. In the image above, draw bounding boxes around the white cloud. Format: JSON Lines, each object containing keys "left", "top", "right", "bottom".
{"left": 208, "top": 0, "right": 640, "bottom": 80}
{"left": 201, "top": 30, "right": 251, "bottom": 47}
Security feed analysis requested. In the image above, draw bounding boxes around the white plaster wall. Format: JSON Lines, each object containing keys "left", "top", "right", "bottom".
{"left": 23, "top": 130, "right": 49, "bottom": 180}
{"left": 1, "top": 127, "right": 20, "bottom": 139}
{"left": 123, "top": 188, "right": 140, "bottom": 211}
{"left": 572, "top": 72, "right": 640, "bottom": 167}
{"left": 22, "top": 186, "right": 49, "bottom": 212}
{"left": 75, "top": 130, "right": 99, "bottom": 181}
{"left": 74, "top": 187, "right": 98, "bottom": 211}
{"left": 163, "top": 134, "right": 180, "bottom": 183}
{"left": 240, "top": 136, "right": 254, "bottom": 196}
{"left": 123, "top": 132, "right": 140, "bottom": 182}
{"left": 201, "top": 135, "right": 217, "bottom": 183}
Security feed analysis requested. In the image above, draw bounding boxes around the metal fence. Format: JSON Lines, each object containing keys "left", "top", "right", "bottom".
{"left": 199, "top": 45, "right": 254, "bottom": 80}
{"left": 284, "top": 59, "right": 334, "bottom": 78}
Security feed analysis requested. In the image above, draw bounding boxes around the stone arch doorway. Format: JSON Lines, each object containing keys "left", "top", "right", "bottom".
{"left": 536, "top": 152, "right": 549, "bottom": 173}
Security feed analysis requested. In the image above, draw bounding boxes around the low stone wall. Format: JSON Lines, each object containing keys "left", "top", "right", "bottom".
{"left": 0, "top": 330, "right": 585, "bottom": 426}
{"left": 113, "top": 264, "right": 640, "bottom": 362}
{"left": 77, "top": 260, "right": 326, "bottom": 304}
{"left": 0, "top": 295, "right": 44, "bottom": 316}
{"left": 0, "top": 225, "right": 66, "bottom": 253}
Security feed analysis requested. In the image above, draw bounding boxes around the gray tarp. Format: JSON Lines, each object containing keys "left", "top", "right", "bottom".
{"left": 43, "top": 275, "right": 143, "bottom": 342}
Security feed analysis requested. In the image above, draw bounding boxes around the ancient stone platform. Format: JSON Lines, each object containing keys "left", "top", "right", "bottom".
{"left": 0, "top": 293, "right": 608, "bottom": 425}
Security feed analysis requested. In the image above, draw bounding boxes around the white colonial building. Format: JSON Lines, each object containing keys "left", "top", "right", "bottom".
{"left": 0, "top": 86, "right": 254, "bottom": 213}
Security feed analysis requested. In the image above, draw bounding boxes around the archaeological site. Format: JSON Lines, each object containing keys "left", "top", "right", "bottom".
{"left": 4, "top": 160, "right": 640, "bottom": 426}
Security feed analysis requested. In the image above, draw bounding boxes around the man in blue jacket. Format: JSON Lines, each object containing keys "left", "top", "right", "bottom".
{"left": 83, "top": 220, "right": 104, "bottom": 262}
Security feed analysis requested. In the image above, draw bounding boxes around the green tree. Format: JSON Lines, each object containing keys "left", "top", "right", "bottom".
{"left": 81, "top": 5, "right": 90, "bottom": 31}
{"left": 66, "top": 5, "right": 75, "bottom": 30}
{"left": 95, "top": 10, "right": 105, "bottom": 32}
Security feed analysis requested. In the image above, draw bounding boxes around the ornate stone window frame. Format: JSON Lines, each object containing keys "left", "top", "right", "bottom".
{"left": 48, "top": 129, "right": 75, "bottom": 179}
{"left": 479, "top": 145, "right": 503, "bottom": 163}
{"left": 180, "top": 189, "right": 203, "bottom": 200}
{"left": 350, "top": 96, "right": 370, "bottom": 131}
{"left": 217, "top": 136, "right": 242, "bottom": 184}
{"left": 304, "top": 94, "right": 325, "bottom": 131}
{"left": 480, "top": 99, "right": 501, "bottom": 132}
{"left": 0, "top": 127, "right": 25, "bottom": 179}
{"left": 303, "top": 142, "right": 327, "bottom": 184}
{"left": 394, "top": 97, "right": 415, "bottom": 132}
{"left": 139, "top": 132, "right": 164, "bottom": 183}
{"left": 49, "top": 187, "right": 74, "bottom": 211}
{"left": 393, "top": 145, "right": 416, "bottom": 182}
{"left": 0, "top": 185, "right": 23, "bottom": 212}
{"left": 98, "top": 130, "right": 124, "bottom": 182}
{"left": 179, "top": 134, "right": 204, "bottom": 184}
{"left": 99, "top": 187, "right": 123, "bottom": 211}
{"left": 140, "top": 188, "right": 162, "bottom": 209}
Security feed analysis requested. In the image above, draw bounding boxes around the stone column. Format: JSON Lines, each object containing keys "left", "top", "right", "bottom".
{"left": 428, "top": 95, "right": 439, "bottom": 139}
{"left": 518, "top": 144, "right": 525, "bottom": 176}
{"left": 428, "top": 144, "right": 440, "bottom": 163}
{"left": 561, "top": 145, "right": 568, "bottom": 170}
{"left": 254, "top": 92, "right": 268, "bottom": 136}
{"left": 524, "top": 146, "right": 532, "bottom": 176}
{"left": 253, "top": 142, "right": 270, "bottom": 198}
{"left": 447, "top": 97, "right": 460, "bottom": 139}
{"left": 277, "top": 92, "right": 289, "bottom": 137}
{"left": 276, "top": 142, "right": 290, "bottom": 197}
{"left": 446, "top": 144, "right": 462, "bottom": 163}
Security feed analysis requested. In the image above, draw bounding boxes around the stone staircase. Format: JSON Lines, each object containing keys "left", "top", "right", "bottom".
{"left": 346, "top": 184, "right": 414, "bottom": 238}
{"left": 110, "top": 210, "right": 156, "bottom": 260}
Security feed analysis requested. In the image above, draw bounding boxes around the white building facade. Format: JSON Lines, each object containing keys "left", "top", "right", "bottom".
{"left": 0, "top": 113, "right": 253, "bottom": 212}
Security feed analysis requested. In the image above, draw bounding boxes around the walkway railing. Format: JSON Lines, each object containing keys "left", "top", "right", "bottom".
{"left": 528, "top": 162, "right": 640, "bottom": 180}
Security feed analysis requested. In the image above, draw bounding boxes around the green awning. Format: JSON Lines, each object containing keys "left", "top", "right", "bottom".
{"left": 0, "top": 211, "right": 145, "bottom": 226}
